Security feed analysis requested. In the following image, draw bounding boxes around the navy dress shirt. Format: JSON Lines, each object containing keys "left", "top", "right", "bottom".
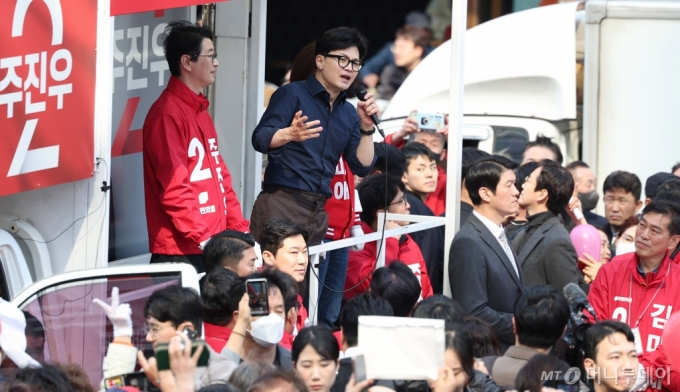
{"left": 252, "top": 76, "right": 375, "bottom": 197}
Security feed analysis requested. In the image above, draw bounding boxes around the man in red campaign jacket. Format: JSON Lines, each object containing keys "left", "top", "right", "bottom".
{"left": 589, "top": 200, "right": 680, "bottom": 392}
{"left": 143, "top": 22, "right": 249, "bottom": 272}
{"left": 385, "top": 114, "right": 448, "bottom": 215}
{"left": 344, "top": 174, "right": 433, "bottom": 301}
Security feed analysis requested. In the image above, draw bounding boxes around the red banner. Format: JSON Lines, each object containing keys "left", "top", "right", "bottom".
{"left": 111, "top": 0, "right": 230, "bottom": 16}
{"left": 0, "top": 0, "right": 97, "bottom": 197}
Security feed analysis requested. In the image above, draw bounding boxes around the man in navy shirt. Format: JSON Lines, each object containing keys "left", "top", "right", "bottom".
{"left": 251, "top": 27, "right": 377, "bottom": 246}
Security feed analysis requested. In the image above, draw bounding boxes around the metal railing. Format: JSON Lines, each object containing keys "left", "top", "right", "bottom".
{"left": 306, "top": 212, "right": 445, "bottom": 325}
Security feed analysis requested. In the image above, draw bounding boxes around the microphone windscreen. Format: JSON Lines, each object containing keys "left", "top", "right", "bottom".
{"left": 563, "top": 282, "right": 586, "bottom": 302}
{"left": 355, "top": 86, "right": 368, "bottom": 101}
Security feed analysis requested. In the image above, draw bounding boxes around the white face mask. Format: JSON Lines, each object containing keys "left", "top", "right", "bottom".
{"left": 616, "top": 241, "right": 636, "bottom": 256}
{"left": 248, "top": 313, "right": 284, "bottom": 347}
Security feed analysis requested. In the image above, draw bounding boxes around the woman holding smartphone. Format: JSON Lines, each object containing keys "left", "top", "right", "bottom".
{"left": 292, "top": 326, "right": 372, "bottom": 392}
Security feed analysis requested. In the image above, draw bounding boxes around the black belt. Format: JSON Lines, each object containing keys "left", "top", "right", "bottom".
{"left": 262, "top": 185, "right": 328, "bottom": 203}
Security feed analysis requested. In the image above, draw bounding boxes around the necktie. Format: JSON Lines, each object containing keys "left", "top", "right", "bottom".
{"left": 498, "top": 230, "right": 520, "bottom": 278}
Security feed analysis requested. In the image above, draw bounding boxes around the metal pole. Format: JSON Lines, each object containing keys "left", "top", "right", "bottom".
{"left": 443, "top": 0, "right": 468, "bottom": 298}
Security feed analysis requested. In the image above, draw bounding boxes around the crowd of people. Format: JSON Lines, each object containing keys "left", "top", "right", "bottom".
{"left": 2, "top": 17, "right": 680, "bottom": 392}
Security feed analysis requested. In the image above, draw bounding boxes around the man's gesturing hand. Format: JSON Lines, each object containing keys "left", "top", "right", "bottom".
{"left": 287, "top": 110, "right": 323, "bottom": 142}
{"left": 356, "top": 92, "right": 380, "bottom": 130}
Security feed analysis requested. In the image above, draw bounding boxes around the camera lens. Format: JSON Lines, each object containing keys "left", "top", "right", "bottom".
{"left": 421, "top": 118, "right": 428, "bottom": 125}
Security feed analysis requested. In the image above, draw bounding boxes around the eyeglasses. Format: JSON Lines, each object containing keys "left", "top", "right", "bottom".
{"left": 196, "top": 53, "right": 218, "bottom": 63}
{"left": 144, "top": 323, "right": 174, "bottom": 337}
{"left": 389, "top": 197, "right": 407, "bottom": 207}
{"left": 323, "top": 54, "right": 363, "bottom": 72}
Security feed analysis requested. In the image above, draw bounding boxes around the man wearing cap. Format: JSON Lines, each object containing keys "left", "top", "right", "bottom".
{"left": 360, "top": 12, "right": 435, "bottom": 91}
{"left": 644, "top": 172, "right": 674, "bottom": 206}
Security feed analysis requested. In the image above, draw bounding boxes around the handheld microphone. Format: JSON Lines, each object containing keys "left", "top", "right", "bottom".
{"left": 354, "top": 86, "right": 385, "bottom": 139}
{"left": 563, "top": 283, "right": 598, "bottom": 322}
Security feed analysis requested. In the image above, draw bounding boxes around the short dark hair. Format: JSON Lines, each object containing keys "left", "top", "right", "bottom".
{"left": 289, "top": 42, "right": 316, "bottom": 83}
{"left": 535, "top": 160, "right": 575, "bottom": 214}
{"left": 246, "top": 267, "right": 298, "bottom": 316}
{"left": 645, "top": 173, "right": 674, "bottom": 200}
{"left": 228, "top": 362, "right": 277, "bottom": 392}
{"left": 144, "top": 285, "right": 203, "bottom": 333}
{"left": 411, "top": 294, "right": 465, "bottom": 324}
{"left": 163, "top": 20, "right": 215, "bottom": 77}
{"left": 395, "top": 26, "right": 429, "bottom": 53}
{"left": 616, "top": 216, "right": 640, "bottom": 240}
{"left": 515, "top": 354, "right": 571, "bottom": 392}
{"left": 314, "top": 27, "right": 368, "bottom": 60}
{"left": 655, "top": 177, "right": 680, "bottom": 203}
{"left": 514, "top": 161, "right": 540, "bottom": 194}
{"left": 201, "top": 268, "right": 245, "bottom": 326}
{"left": 198, "top": 383, "right": 240, "bottom": 392}
{"left": 466, "top": 155, "right": 518, "bottom": 206}
{"left": 23, "top": 311, "right": 44, "bottom": 339}
{"left": 522, "top": 135, "right": 563, "bottom": 165}
{"left": 464, "top": 316, "right": 502, "bottom": 357}
{"left": 53, "top": 363, "right": 93, "bottom": 392}
{"left": 358, "top": 173, "right": 405, "bottom": 224}
{"left": 261, "top": 219, "right": 309, "bottom": 257}
{"left": 445, "top": 325, "right": 475, "bottom": 381}
{"left": 642, "top": 200, "right": 680, "bottom": 236}
{"left": 565, "top": 160, "right": 590, "bottom": 172}
{"left": 369, "top": 261, "right": 421, "bottom": 317}
{"left": 603, "top": 171, "right": 642, "bottom": 201}
{"left": 292, "top": 326, "right": 339, "bottom": 363}
{"left": 513, "top": 284, "right": 570, "bottom": 349}
{"left": 403, "top": 142, "right": 438, "bottom": 169}
{"left": 461, "top": 147, "right": 490, "bottom": 184}
{"left": 202, "top": 230, "right": 256, "bottom": 274}
{"left": 372, "top": 142, "right": 406, "bottom": 178}
{"left": 5, "top": 364, "right": 74, "bottom": 392}
{"left": 339, "top": 292, "right": 394, "bottom": 347}
{"left": 583, "top": 320, "right": 635, "bottom": 361}
{"left": 673, "top": 162, "right": 680, "bottom": 173}
{"left": 249, "top": 369, "right": 307, "bottom": 392}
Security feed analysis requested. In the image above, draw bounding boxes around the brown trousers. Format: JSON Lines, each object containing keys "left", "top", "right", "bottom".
{"left": 249, "top": 185, "right": 329, "bottom": 247}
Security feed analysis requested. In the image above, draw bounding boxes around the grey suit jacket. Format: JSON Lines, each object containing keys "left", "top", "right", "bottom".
{"left": 448, "top": 213, "right": 523, "bottom": 346}
{"left": 510, "top": 215, "right": 579, "bottom": 293}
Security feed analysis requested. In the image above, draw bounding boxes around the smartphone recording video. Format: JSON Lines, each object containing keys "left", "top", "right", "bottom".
{"left": 246, "top": 278, "right": 269, "bottom": 316}
{"left": 352, "top": 354, "right": 367, "bottom": 383}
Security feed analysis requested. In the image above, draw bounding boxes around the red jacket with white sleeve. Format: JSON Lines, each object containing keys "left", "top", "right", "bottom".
{"left": 325, "top": 156, "right": 357, "bottom": 240}
{"left": 343, "top": 222, "right": 434, "bottom": 301}
{"left": 143, "top": 76, "right": 249, "bottom": 255}
{"left": 588, "top": 252, "right": 680, "bottom": 392}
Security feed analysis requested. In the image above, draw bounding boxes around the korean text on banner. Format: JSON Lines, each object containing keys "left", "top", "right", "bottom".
{"left": 0, "top": 0, "right": 97, "bottom": 197}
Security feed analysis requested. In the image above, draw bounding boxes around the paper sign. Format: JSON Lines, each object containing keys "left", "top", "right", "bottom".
{"left": 358, "top": 316, "right": 445, "bottom": 380}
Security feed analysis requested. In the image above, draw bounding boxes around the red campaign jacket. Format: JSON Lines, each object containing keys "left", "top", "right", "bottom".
{"left": 203, "top": 322, "right": 232, "bottom": 353}
{"left": 343, "top": 222, "right": 434, "bottom": 301}
{"left": 425, "top": 167, "right": 446, "bottom": 216}
{"left": 280, "top": 294, "right": 308, "bottom": 350}
{"left": 325, "top": 156, "right": 356, "bottom": 240}
{"left": 589, "top": 252, "right": 680, "bottom": 392}
{"left": 143, "top": 76, "right": 249, "bottom": 255}
{"left": 384, "top": 134, "right": 446, "bottom": 216}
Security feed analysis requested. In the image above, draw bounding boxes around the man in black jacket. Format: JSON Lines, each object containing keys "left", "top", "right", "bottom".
{"left": 512, "top": 160, "right": 580, "bottom": 292}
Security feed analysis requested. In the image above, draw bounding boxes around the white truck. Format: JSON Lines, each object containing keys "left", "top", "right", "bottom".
{"left": 2, "top": 0, "right": 680, "bottom": 386}
{"left": 381, "top": 0, "right": 680, "bottom": 215}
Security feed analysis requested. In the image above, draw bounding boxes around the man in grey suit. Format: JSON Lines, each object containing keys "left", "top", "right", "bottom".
{"left": 512, "top": 160, "right": 579, "bottom": 292}
{"left": 449, "top": 155, "right": 523, "bottom": 349}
